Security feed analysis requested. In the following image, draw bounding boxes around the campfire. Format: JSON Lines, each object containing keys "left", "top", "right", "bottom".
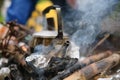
{"left": 0, "top": 0, "right": 120, "bottom": 80}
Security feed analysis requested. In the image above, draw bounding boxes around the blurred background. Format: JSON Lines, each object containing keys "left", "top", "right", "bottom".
{"left": 0, "top": 0, "right": 11, "bottom": 22}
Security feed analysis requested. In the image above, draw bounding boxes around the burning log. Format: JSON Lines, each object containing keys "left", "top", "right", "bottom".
{"left": 51, "top": 51, "right": 112, "bottom": 80}
{"left": 92, "top": 33, "right": 110, "bottom": 52}
{"left": 64, "top": 53, "right": 120, "bottom": 80}
{"left": 22, "top": 41, "right": 71, "bottom": 79}
{"left": 21, "top": 56, "right": 78, "bottom": 80}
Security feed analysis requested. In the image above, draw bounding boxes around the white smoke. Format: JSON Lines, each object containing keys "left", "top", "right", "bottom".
{"left": 63, "top": 0, "right": 119, "bottom": 56}
{"left": 76, "top": 0, "right": 118, "bottom": 25}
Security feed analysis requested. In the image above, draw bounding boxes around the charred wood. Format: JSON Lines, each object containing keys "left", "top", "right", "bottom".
{"left": 64, "top": 54, "right": 120, "bottom": 80}
{"left": 51, "top": 51, "right": 112, "bottom": 80}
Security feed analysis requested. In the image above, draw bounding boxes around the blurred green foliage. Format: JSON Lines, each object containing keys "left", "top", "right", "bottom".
{"left": 0, "top": 12, "right": 4, "bottom": 22}
{"left": 0, "top": 0, "right": 4, "bottom": 22}
{"left": 110, "top": 2, "right": 120, "bottom": 20}
{"left": 115, "top": 2, "right": 120, "bottom": 12}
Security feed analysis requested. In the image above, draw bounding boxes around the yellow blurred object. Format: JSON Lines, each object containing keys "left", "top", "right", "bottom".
{"left": 27, "top": 0, "right": 58, "bottom": 32}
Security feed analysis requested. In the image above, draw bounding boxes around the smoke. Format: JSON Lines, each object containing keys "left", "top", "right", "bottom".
{"left": 63, "top": 0, "right": 119, "bottom": 56}
{"left": 101, "top": 2, "right": 120, "bottom": 35}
